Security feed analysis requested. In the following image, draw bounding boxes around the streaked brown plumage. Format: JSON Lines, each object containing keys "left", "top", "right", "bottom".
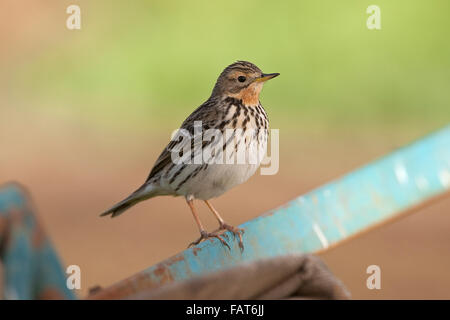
{"left": 101, "top": 61, "right": 279, "bottom": 250}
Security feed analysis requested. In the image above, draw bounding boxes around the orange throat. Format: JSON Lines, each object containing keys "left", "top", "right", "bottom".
{"left": 229, "top": 82, "right": 263, "bottom": 106}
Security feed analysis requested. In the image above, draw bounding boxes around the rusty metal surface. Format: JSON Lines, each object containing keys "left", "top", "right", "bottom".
{"left": 90, "top": 125, "right": 450, "bottom": 300}
{"left": 0, "top": 183, "right": 76, "bottom": 300}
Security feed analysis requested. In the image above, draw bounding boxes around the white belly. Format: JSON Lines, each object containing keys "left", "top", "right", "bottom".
{"left": 159, "top": 129, "right": 268, "bottom": 200}
{"left": 183, "top": 162, "right": 260, "bottom": 199}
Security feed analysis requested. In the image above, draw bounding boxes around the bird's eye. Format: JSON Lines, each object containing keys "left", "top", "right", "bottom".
{"left": 238, "top": 76, "right": 246, "bottom": 82}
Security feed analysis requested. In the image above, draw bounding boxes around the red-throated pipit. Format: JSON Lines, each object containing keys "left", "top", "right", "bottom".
{"left": 101, "top": 61, "right": 279, "bottom": 250}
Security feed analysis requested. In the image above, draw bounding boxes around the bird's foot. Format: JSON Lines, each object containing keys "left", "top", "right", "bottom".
{"left": 214, "top": 223, "right": 245, "bottom": 252}
{"left": 188, "top": 230, "right": 230, "bottom": 250}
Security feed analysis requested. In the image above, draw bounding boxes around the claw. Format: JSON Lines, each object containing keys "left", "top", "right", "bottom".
{"left": 220, "top": 223, "right": 245, "bottom": 252}
{"left": 214, "top": 234, "right": 231, "bottom": 250}
{"left": 188, "top": 230, "right": 231, "bottom": 250}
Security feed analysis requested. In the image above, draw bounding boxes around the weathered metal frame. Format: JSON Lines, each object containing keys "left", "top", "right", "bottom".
{"left": 0, "top": 184, "right": 76, "bottom": 300}
{"left": 90, "top": 125, "right": 450, "bottom": 299}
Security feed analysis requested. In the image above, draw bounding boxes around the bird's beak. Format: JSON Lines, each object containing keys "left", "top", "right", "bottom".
{"left": 254, "top": 73, "right": 280, "bottom": 82}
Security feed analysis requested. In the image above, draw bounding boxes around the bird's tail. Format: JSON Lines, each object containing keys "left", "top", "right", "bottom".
{"left": 100, "top": 184, "right": 155, "bottom": 218}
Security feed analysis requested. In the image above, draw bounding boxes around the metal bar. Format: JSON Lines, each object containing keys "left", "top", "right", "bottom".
{"left": 91, "top": 125, "right": 449, "bottom": 299}
{"left": 0, "top": 183, "right": 77, "bottom": 300}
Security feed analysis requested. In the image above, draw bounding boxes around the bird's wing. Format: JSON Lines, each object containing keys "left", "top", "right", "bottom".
{"left": 145, "top": 98, "right": 223, "bottom": 183}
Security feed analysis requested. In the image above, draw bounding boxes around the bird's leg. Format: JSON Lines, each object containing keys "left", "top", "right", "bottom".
{"left": 186, "top": 198, "right": 230, "bottom": 249}
{"left": 204, "top": 200, "right": 245, "bottom": 251}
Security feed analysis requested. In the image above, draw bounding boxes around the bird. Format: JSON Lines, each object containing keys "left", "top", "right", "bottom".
{"left": 101, "top": 61, "right": 279, "bottom": 251}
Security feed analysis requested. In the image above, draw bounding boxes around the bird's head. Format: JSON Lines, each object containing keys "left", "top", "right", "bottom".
{"left": 211, "top": 61, "right": 279, "bottom": 105}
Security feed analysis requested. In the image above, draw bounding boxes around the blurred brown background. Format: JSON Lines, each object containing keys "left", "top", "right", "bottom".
{"left": 1, "top": 1, "right": 449, "bottom": 299}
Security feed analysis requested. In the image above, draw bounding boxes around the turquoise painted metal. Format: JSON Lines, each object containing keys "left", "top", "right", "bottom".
{"left": 92, "top": 125, "right": 450, "bottom": 299}
{"left": 0, "top": 184, "right": 76, "bottom": 300}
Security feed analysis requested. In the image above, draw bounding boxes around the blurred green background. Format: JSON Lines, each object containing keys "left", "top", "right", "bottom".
{"left": 3, "top": 0, "right": 449, "bottom": 133}
{"left": 1, "top": 1, "right": 450, "bottom": 299}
